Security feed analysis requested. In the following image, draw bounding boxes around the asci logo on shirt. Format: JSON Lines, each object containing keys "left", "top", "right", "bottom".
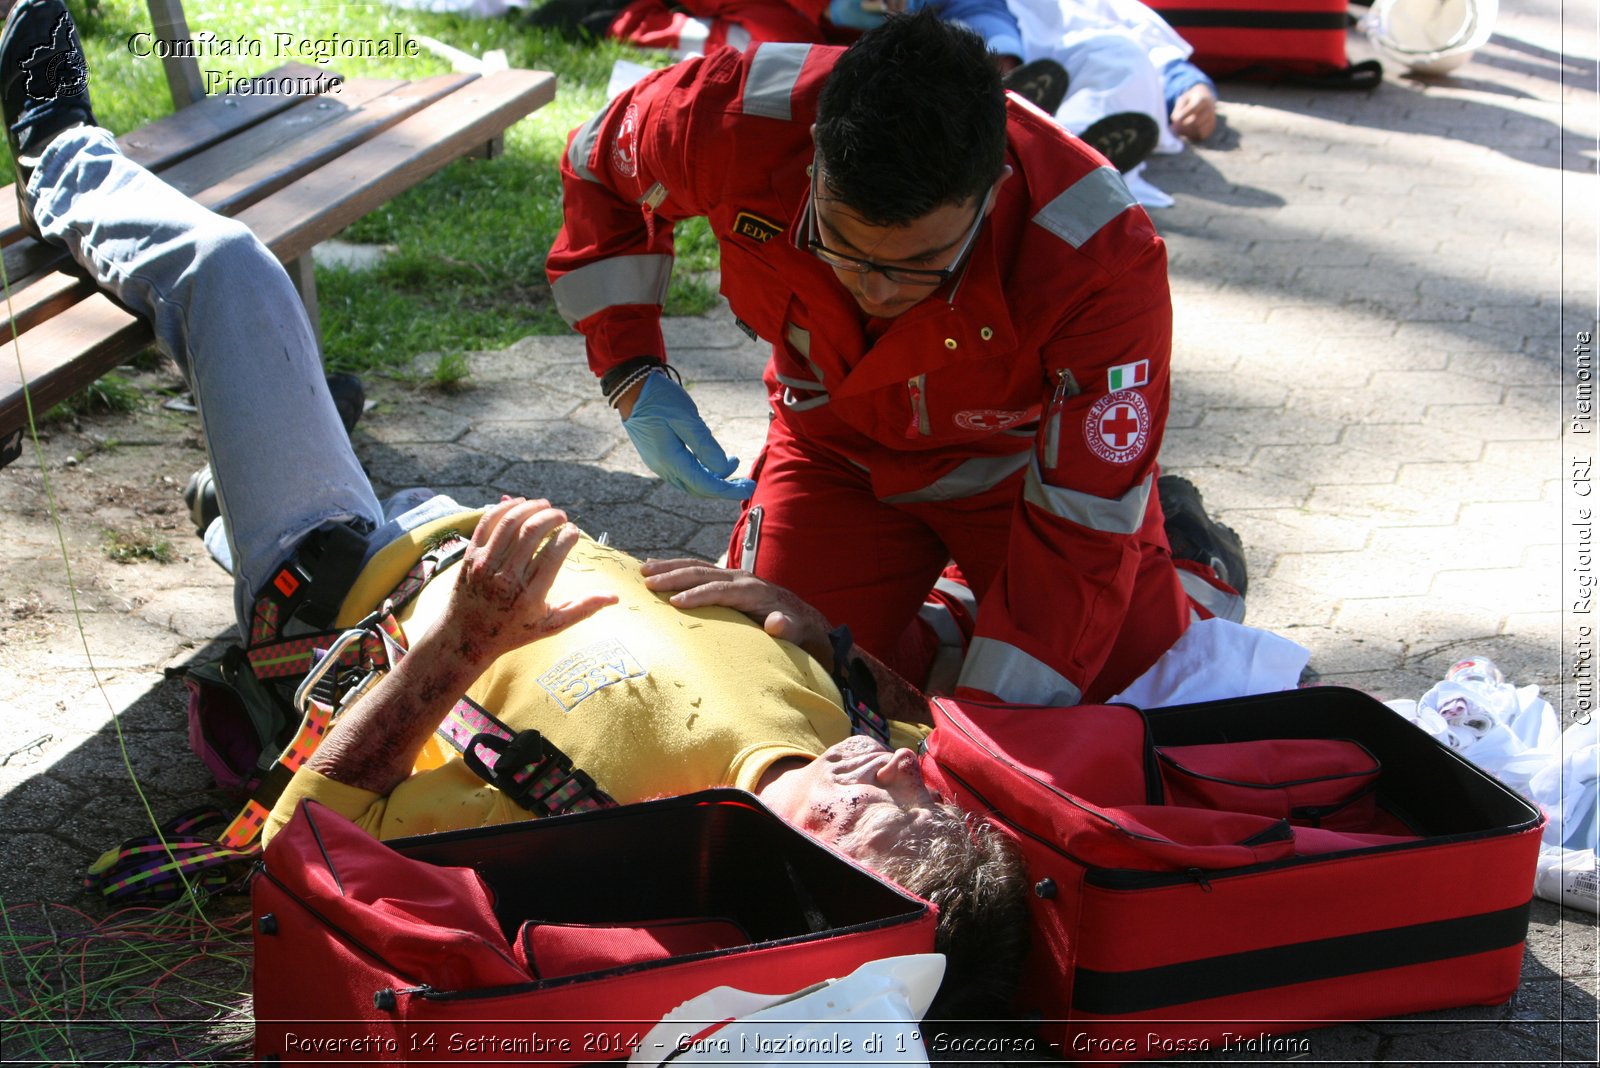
{"left": 1084, "top": 390, "right": 1150, "bottom": 464}
{"left": 610, "top": 103, "right": 640, "bottom": 178}
{"left": 537, "top": 638, "right": 647, "bottom": 712}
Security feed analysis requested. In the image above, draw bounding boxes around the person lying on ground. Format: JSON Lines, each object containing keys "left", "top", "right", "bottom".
{"left": 1, "top": 0, "right": 1026, "bottom": 1013}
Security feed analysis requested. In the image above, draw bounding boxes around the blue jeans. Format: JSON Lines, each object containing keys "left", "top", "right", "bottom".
{"left": 28, "top": 127, "right": 461, "bottom": 632}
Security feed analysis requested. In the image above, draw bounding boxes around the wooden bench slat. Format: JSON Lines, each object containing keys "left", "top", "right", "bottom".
{"left": 0, "top": 63, "right": 336, "bottom": 247}
{"left": 0, "top": 295, "right": 150, "bottom": 431}
{"left": 241, "top": 69, "right": 556, "bottom": 264}
{"left": 163, "top": 74, "right": 477, "bottom": 218}
{"left": 2, "top": 236, "right": 68, "bottom": 290}
{"left": 1, "top": 75, "right": 477, "bottom": 326}
{"left": 1, "top": 69, "right": 556, "bottom": 436}
{"left": 119, "top": 63, "right": 339, "bottom": 170}
{"left": 0, "top": 267, "right": 92, "bottom": 338}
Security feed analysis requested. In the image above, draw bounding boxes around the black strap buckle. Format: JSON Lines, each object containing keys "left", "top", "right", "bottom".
{"left": 461, "top": 729, "right": 610, "bottom": 816}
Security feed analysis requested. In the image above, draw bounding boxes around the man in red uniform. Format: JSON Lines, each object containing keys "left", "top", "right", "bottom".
{"left": 548, "top": 11, "right": 1243, "bottom": 706}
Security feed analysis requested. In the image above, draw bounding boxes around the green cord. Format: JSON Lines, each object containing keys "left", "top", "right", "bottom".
{"left": 2, "top": 193, "right": 246, "bottom": 1059}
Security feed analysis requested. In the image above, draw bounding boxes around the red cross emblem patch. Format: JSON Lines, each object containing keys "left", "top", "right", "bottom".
{"left": 1085, "top": 390, "right": 1150, "bottom": 464}
{"left": 611, "top": 104, "right": 640, "bottom": 178}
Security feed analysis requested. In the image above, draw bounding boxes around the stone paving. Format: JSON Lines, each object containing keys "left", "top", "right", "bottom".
{"left": 0, "top": 4, "right": 1596, "bottom": 1064}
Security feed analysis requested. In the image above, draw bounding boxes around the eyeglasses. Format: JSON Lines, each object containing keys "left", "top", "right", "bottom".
{"left": 805, "top": 160, "right": 991, "bottom": 288}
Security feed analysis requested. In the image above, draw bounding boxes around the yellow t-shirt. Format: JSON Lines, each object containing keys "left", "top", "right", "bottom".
{"left": 263, "top": 512, "right": 863, "bottom": 844}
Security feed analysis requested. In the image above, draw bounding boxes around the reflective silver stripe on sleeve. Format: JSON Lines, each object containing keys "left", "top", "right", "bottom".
{"left": 958, "top": 637, "right": 1083, "bottom": 705}
{"left": 1024, "top": 460, "right": 1151, "bottom": 534}
{"left": 1032, "top": 167, "right": 1138, "bottom": 249}
{"left": 918, "top": 601, "right": 964, "bottom": 649}
{"left": 880, "top": 451, "right": 1030, "bottom": 504}
{"left": 742, "top": 43, "right": 812, "bottom": 121}
{"left": 1178, "top": 569, "right": 1246, "bottom": 624}
{"left": 566, "top": 105, "right": 609, "bottom": 184}
{"left": 776, "top": 372, "right": 825, "bottom": 390}
{"left": 551, "top": 255, "right": 673, "bottom": 326}
{"left": 932, "top": 575, "right": 978, "bottom": 619}
{"left": 785, "top": 323, "right": 811, "bottom": 358}
{"left": 781, "top": 387, "right": 830, "bottom": 411}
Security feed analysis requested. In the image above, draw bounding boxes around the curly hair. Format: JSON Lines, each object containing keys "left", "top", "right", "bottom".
{"left": 870, "top": 802, "right": 1030, "bottom": 1018}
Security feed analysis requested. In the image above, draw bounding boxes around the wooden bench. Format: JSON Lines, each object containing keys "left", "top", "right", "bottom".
{"left": 0, "top": 0, "right": 555, "bottom": 467}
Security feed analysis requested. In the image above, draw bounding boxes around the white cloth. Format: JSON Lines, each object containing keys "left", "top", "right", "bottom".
{"left": 1109, "top": 618, "right": 1310, "bottom": 708}
{"left": 1387, "top": 669, "right": 1600, "bottom": 913}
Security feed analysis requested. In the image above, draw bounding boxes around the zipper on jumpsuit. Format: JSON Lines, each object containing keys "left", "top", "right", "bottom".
{"left": 1042, "top": 368, "right": 1074, "bottom": 470}
{"left": 906, "top": 373, "right": 930, "bottom": 436}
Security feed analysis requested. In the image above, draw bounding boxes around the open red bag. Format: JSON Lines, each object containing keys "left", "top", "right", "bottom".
{"left": 253, "top": 790, "right": 935, "bottom": 1063}
{"left": 921, "top": 687, "right": 1544, "bottom": 1061}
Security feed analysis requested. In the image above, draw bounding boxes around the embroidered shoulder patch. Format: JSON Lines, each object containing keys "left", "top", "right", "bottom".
{"left": 733, "top": 210, "right": 782, "bottom": 244}
{"left": 1084, "top": 390, "right": 1150, "bottom": 465}
{"left": 611, "top": 103, "right": 640, "bottom": 178}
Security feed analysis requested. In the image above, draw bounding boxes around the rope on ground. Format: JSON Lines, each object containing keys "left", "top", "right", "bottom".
{"left": 4, "top": 205, "right": 245, "bottom": 1061}
{"left": 0, "top": 890, "right": 254, "bottom": 1064}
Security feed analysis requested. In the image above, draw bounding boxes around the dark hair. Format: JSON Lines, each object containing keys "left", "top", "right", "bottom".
{"left": 815, "top": 10, "right": 1007, "bottom": 226}
{"left": 872, "top": 803, "right": 1029, "bottom": 1018}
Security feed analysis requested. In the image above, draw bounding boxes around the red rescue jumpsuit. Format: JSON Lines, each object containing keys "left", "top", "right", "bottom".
{"left": 548, "top": 42, "right": 1241, "bottom": 705}
{"left": 604, "top": 0, "right": 835, "bottom": 57}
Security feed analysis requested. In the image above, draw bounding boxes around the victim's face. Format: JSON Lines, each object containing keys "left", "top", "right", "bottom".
{"left": 760, "top": 735, "right": 944, "bottom": 865}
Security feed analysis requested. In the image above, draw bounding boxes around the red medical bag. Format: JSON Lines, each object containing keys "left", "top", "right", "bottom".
{"left": 921, "top": 687, "right": 1544, "bottom": 1061}
{"left": 1149, "top": 0, "right": 1379, "bottom": 82}
{"left": 252, "top": 790, "right": 936, "bottom": 1064}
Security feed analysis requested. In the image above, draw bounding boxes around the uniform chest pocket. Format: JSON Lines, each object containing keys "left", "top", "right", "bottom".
{"left": 716, "top": 239, "right": 791, "bottom": 345}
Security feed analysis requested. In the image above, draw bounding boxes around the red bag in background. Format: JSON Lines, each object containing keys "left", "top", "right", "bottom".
{"left": 1150, "top": 0, "right": 1384, "bottom": 86}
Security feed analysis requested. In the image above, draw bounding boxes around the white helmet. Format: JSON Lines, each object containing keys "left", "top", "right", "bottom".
{"left": 1361, "top": 0, "right": 1499, "bottom": 76}
{"left": 630, "top": 955, "right": 947, "bottom": 1067}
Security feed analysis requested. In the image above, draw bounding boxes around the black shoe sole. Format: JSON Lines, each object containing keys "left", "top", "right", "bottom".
{"left": 1081, "top": 111, "right": 1160, "bottom": 173}
{"left": 1003, "top": 58, "right": 1070, "bottom": 116}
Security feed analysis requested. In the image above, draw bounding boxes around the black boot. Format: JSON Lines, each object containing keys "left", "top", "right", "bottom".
{"left": 1159, "top": 474, "right": 1248, "bottom": 596}
{"left": 2, "top": 0, "right": 96, "bottom": 238}
{"left": 1002, "top": 58, "right": 1069, "bottom": 115}
{"left": 1081, "top": 111, "right": 1159, "bottom": 173}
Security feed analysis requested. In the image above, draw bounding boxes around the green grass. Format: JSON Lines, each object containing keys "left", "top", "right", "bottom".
{"left": 41, "top": 370, "right": 142, "bottom": 420}
{"left": 29, "top": 1, "right": 721, "bottom": 377}
{"left": 103, "top": 527, "right": 175, "bottom": 563}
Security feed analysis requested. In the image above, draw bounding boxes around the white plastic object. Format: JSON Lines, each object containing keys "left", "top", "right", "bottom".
{"left": 1535, "top": 848, "right": 1600, "bottom": 914}
{"left": 628, "top": 954, "right": 946, "bottom": 1067}
{"left": 1361, "top": 0, "right": 1499, "bottom": 76}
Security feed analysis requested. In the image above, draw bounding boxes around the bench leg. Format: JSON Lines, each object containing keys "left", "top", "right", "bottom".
{"left": 285, "top": 254, "right": 323, "bottom": 360}
{"left": 146, "top": 0, "right": 207, "bottom": 109}
{"left": 468, "top": 135, "right": 504, "bottom": 161}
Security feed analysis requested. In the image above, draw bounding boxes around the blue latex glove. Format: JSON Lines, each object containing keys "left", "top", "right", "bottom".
{"left": 623, "top": 373, "right": 756, "bottom": 500}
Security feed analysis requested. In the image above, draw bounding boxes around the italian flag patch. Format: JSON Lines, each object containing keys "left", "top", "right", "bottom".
{"left": 1106, "top": 359, "right": 1150, "bottom": 391}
